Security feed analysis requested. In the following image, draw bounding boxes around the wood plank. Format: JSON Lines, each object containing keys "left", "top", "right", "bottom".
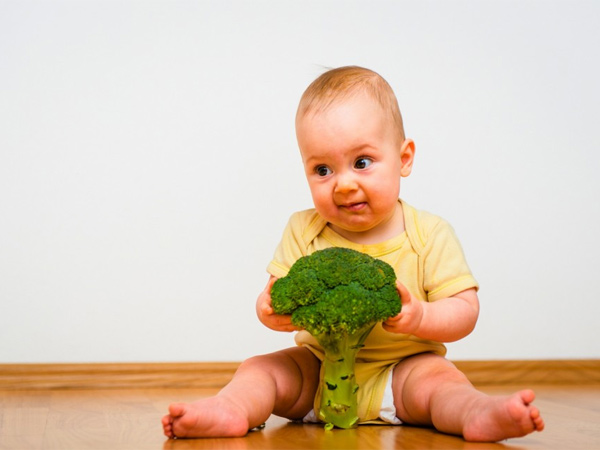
{"left": 2, "top": 385, "right": 600, "bottom": 450}
{"left": 454, "top": 359, "right": 600, "bottom": 385}
{"left": 1, "top": 360, "right": 598, "bottom": 390}
{"left": 0, "top": 362, "right": 239, "bottom": 390}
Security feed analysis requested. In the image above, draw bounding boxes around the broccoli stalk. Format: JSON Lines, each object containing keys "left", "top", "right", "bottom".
{"left": 316, "top": 322, "right": 375, "bottom": 429}
{"left": 270, "top": 247, "right": 401, "bottom": 429}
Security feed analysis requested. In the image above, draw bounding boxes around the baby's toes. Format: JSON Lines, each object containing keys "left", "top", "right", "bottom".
{"left": 161, "top": 415, "right": 174, "bottom": 437}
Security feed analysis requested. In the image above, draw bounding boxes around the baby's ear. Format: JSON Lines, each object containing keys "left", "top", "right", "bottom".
{"left": 400, "top": 139, "right": 416, "bottom": 177}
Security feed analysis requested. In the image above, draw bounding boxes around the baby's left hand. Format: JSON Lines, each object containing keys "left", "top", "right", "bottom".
{"left": 382, "top": 281, "right": 424, "bottom": 335}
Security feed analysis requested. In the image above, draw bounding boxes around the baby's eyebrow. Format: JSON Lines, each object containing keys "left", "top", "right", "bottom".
{"left": 302, "top": 143, "right": 378, "bottom": 166}
{"left": 302, "top": 155, "right": 324, "bottom": 166}
{"left": 348, "top": 143, "right": 378, "bottom": 156}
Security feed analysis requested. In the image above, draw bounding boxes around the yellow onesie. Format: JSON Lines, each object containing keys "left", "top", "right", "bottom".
{"left": 267, "top": 199, "right": 479, "bottom": 423}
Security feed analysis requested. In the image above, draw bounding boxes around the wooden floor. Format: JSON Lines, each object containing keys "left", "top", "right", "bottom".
{"left": 1, "top": 384, "right": 599, "bottom": 450}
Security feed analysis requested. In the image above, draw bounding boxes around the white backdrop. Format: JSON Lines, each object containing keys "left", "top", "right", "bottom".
{"left": 1, "top": 1, "right": 599, "bottom": 363}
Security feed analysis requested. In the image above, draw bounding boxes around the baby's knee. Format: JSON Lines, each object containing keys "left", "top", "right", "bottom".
{"left": 395, "top": 353, "right": 470, "bottom": 389}
{"left": 237, "top": 347, "right": 317, "bottom": 378}
{"left": 425, "top": 356, "right": 469, "bottom": 382}
{"left": 237, "top": 353, "right": 275, "bottom": 373}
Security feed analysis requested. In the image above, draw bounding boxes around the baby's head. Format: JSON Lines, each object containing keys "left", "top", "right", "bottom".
{"left": 296, "top": 66, "right": 406, "bottom": 146}
{"left": 294, "top": 66, "right": 414, "bottom": 244}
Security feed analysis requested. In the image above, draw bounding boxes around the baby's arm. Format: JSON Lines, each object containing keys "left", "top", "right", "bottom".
{"left": 256, "top": 276, "right": 300, "bottom": 332}
{"left": 383, "top": 282, "right": 479, "bottom": 342}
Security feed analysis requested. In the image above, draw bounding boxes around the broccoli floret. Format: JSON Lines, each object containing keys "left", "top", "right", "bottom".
{"left": 271, "top": 247, "right": 401, "bottom": 429}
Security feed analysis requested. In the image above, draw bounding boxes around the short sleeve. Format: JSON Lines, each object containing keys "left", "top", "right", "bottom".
{"left": 266, "top": 212, "right": 311, "bottom": 278}
{"left": 421, "top": 219, "right": 478, "bottom": 301}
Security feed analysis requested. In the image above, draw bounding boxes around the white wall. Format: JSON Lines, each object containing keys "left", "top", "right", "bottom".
{"left": 1, "top": 1, "right": 598, "bottom": 363}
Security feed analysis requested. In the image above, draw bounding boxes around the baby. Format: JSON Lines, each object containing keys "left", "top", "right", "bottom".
{"left": 162, "top": 66, "right": 544, "bottom": 442}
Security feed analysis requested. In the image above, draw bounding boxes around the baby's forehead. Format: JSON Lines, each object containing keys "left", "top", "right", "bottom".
{"left": 299, "top": 91, "right": 391, "bottom": 128}
{"left": 301, "top": 87, "right": 378, "bottom": 114}
{"left": 297, "top": 93, "right": 404, "bottom": 149}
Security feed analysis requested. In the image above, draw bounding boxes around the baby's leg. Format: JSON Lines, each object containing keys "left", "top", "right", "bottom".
{"left": 162, "top": 346, "right": 319, "bottom": 439}
{"left": 392, "top": 353, "right": 545, "bottom": 442}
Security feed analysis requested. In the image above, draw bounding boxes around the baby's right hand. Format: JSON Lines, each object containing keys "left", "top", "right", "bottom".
{"left": 256, "top": 276, "right": 300, "bottom": 332}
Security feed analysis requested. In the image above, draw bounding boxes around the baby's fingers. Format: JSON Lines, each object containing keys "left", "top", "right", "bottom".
{"left": 384, "top": 312, "right": 401, "bottom": 323}
{"left": 381, "top": 315, "right": 402, "bottom": 334}
{"left": 261, "top": 301, "right": 274, "bottom": 315}
{"left": 396, "top": 281, "right": 412, "bottom": 306}
{"left": 269, "top": 314, "right": 300, "bottom": 332}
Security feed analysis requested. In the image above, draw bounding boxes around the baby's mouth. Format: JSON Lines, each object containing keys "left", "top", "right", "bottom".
{"left": 340, "top": 202, "right": 367, "bottom": 212}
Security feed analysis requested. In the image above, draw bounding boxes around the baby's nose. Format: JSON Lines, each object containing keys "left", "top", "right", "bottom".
{"left": 334, "top": 173, "right": 359, "bottom": 193}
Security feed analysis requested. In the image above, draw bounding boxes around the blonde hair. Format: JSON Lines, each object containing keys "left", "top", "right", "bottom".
{"left": 296, "top": 66, "right": 405, "bottom": 142}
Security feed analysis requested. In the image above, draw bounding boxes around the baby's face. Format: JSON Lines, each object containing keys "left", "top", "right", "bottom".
{"left": 296, "top": 92, "right": 411, "bottom": 244}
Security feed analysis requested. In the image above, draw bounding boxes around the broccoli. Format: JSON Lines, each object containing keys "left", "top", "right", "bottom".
{"left": 270, "top": 247, "right": 401, "bottom": 429}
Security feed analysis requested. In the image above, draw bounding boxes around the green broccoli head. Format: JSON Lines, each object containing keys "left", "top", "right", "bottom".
{"left": 271, "top": 247, "right": 400, "bottom": 335}
{"left": 270, "top": 247, "right": 401, "bottom": 429}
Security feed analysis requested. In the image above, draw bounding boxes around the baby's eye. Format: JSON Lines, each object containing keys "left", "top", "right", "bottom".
{"left": 354, "top": 157, "right": 373, "bottom": 170}
{"left": 315, "top": 165, "right": 333, "bottom": 177}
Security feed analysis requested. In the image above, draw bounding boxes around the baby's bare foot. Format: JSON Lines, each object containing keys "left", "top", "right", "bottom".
{"left": 463, "top": 389, "right": 544, "bottom": 442}
{"left": 161, "top": 396, "right": 249, "bottom": 439}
